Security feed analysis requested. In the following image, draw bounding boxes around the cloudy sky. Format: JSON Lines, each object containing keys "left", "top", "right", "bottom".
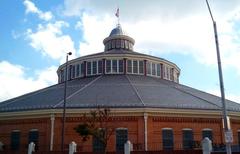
{"left": 0, "top": 0, "right": 240, "bottom": 103}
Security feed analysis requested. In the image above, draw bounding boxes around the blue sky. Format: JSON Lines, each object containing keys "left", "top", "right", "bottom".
{"left": 0, "top": 0, "right": 240, "bottom": 103}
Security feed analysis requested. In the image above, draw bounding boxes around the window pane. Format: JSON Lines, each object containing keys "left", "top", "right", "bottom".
{"left": 116, "top": 129, "right": 128, "bottom": 152}
{"left": 112, "top": 60, "right": 117, "bottom": 73}
{"left": 93, "top": 130, "right": 105, "bottom": 152}
{"left": 139, "top": 61, "right": 144, "bottom": 74}
{"left": 170, "top": 68, "right": 174, "bottom": 81}
{"left": 68, "top": 65, "right": 72, "bottom": 80}
{"left": 125, "top": 40, "right": 129, "bottom": 49}
{"left": 133, "top": 60, "right": 138, "bottom": 74}
{"left": 116, "top": 39, "right": 121, "bottom": 48}
{"left": 121, "top": 40, "right": 124, "bottom": 48}
{"left": 61, "top": 70, "right": 64, "bottom": 82}
{"left": 157, "top": 64, "right": 161, "bottom": 77}
{"left": 81, "top": 63, "right": 85, "bottom": 76}
{"left": 127, "top": 60, "right": 132, "bottom": 73}
{"left": 11, "top": 131, "right": 20, "bottom": 150}
{"left": 152, "top": 63, "right": 156, "bottom": 75}
{"left": 147, "top": 62, "right": 151, "bottom": 75}
{"left": 106, "top": 60, "right": 111, "bottom": 73}
{"left": 183, "top": 130, "right": 193, "bottom": 150}
{"left": 29, "top": 130, "right": 39, "bottom": 150}
{"left": 98, "top": 60, "right": 102, "bottom": 74}
{"left": 238, "top": 132, "right": 240, "bottom": 146}
{"left": 112, "top": 40, "right": 116, "bottom": 48}
{"left": 119, "top": 60, "right": 123, "bottom": 73}
{"left": 93, "top": 61, "right": 97, "bottom": 75}
{"left": 87, "top": 62, "right": 91, "bottom": 75}
{"left": 76, "top": 64, "right": 80, "bottom": 77}
{"left": 202, "top": 130, "right": 213, "bottom": 141}
{"left": 162, "top": 129, "right": 173, "bottom": 150}
{"left": 72, "top": 65, "right": 75, "bottom": 78}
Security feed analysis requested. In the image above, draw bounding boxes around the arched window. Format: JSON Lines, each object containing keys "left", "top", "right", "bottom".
{"left": 116, "top": 128, "right": 128, "bottom": 152}
{"left": 11, "top": 130, "right": 20, "bottom": 150}
{"left": 182, "top": 128, "right": 194, "bottom": 150}
{"left": 162, "top": 128, "right": 174, "bottom": 150}
{"left": 238, "top": 130, "right": 240, "bottom": 146}
{"left": 202, "top": 128, "right": 213, "bottom": 141}
{"left": 92, "top": 129, "right": 105, "bottom": 152}
{"left": 29, "top": 129, "right": 39, "bottom": 150}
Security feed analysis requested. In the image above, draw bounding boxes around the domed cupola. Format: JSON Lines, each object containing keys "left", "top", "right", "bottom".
{"left": 103, "top": 24, "right": 135, "bottom": 52}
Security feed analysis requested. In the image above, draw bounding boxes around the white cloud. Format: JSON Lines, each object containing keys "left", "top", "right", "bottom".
{"left": 78, "top": 14, "right": 115, "bottom": 56}
{"left": 23, "top": 0, "right": 53, "bottom": 21}
{"left": 72, "top": 0, "right": 240, "bottom": 78}
{"left": 0, "top": 61, "right": 58, "bottom": 102}
{"left": 26, "top": 21, "right": 76, "bottom": 63}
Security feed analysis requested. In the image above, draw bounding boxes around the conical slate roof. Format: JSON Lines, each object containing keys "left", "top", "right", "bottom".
{"left": 0, "top": 75, "right": 239, "bottom": 112}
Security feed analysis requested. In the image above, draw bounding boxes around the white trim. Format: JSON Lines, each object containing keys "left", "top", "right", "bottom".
{"left": 144, "top": 113, "right": 148, "bottom": 151}
{"left": 50, "top": 114, "right": 55, "bottom": 151}
{"left": 30, "top": 129, "right": 38, "bottom": 132}
{"left": 202, "top": 128, "right": 213, "bottom": 131}
{"left": 182, "top": 128, "right": 192, "bottom": 131}
{"left": 116, "top": 128, "right": 128, "bottom": 130}
{"left": 12, "top": 129, "right": 20, "bottom": 132}
{"left": 162, "top": 128, "right": 173, "bottom": 130}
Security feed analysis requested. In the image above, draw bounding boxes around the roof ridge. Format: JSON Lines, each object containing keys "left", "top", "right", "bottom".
{"left": 126, "top": 75, "right": 145, "bottom": 106}
{"left": 53, "top": 76, "right": 102, "bottom": 108}
{"left": 0, "top": 84, "right": 59, "bottom": 108}
{"left": 172, "top": 84, "right": 222, "bottom": 109}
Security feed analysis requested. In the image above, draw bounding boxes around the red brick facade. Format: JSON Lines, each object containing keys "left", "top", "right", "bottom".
{"left": 1, "top": 111, "right": 240, "bottom": 152}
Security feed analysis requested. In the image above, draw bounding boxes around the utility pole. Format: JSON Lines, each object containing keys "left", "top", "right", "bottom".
{"left": 205, "top": 1, "right": 232, "bottom": 154}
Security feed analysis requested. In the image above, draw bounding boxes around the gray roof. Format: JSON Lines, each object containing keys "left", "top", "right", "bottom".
{"left": 0, "top": 75, "right": 240, "bottom": 112}
{"left": 109, "top": 24, "right": 125, "bottom": 36}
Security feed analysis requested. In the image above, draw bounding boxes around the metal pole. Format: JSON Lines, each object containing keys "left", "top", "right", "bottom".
{"left": 61, "top": 52, "right": 71, "bottom": 151}
{"left": 205, "top": 1, "right": 232, "bottom": 153}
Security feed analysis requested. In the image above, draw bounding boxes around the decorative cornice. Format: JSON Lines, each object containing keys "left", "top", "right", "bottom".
{"left": 0, "top": 108, "right": 239, "bottom": 121}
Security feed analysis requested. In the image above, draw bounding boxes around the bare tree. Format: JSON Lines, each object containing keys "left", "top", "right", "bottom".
{"left": 75, "top": 107, "right": 115, "bottom": 154}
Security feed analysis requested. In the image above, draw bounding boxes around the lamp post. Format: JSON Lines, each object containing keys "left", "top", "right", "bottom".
{"left": 61, "top": 52, "right": 72, "bottom": 151}
{"left": 205, "top": 1, "right": 232, "bottom": 153}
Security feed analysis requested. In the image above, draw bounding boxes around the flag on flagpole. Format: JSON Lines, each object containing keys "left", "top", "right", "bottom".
{"left": 115, "top": 8, "right": 119, "bottom": 18}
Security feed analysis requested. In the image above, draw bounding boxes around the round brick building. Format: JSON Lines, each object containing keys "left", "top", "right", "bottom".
{"left": 0, "top": 24, "right": 240, "bottom": 153}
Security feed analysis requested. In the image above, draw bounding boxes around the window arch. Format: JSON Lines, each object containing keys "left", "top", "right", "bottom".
{"left": 202, "top": 128, "right": 213, "bottom": 141}
{"left": 182, "top": 128, "right": 193, "bottom": 150}
{"left": 116, "top": 128, "right": 128, "bottom": 152}
{"left": 11, "top": 130, "right": 20, "bottom": 150}
{"left": 29, "top": 129, "right": 39, "bottom": 150}
{"left": 162, "top": 128, "right": 174, "bottom": 150}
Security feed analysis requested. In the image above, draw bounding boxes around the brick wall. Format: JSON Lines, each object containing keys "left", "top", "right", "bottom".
{"left": 0, "top": 114, "right": 240, "bottom": 152}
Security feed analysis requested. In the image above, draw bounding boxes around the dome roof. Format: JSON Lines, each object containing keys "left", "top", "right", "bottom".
{"left": 1, "top": 75, "right": 240, "bottom": 112}
{"left": 109, "top": 24, "right": 125, "bottom": 36}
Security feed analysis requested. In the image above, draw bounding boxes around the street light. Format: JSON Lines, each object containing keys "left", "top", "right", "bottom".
{"left": 61, "top": 52, "right": 72, "bottom": 151}
{"left": 205, "top": 1, "right": 232, "bottom": 154}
